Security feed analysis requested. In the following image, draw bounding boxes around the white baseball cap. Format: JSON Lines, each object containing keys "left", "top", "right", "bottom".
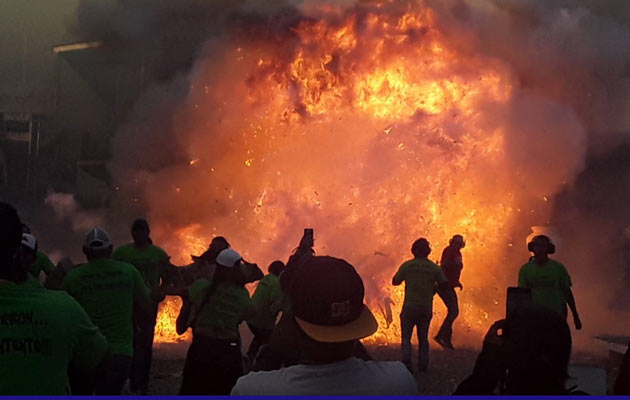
{"left": 84, "top": 227, "right": 112, "bottom": 250}
{"left": 21, "top": 233, "right": 37, "bottom": 252}
{"left": 216, "top": 248, "right": 242, "bottom": 268}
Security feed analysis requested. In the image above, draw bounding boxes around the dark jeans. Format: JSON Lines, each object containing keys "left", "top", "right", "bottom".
{"left": 437, "top": 288, "right": 459, "bottom": 340}
{"left": 130, "top": 302, "right": 159, "bottom": 392}
{"left": 246, "top": 323, "right": 273, "bottom": 360}
{"left": 69, "top": 353, "right": 132, "bottom": 395}
{"left": 179, "top": 335, "right": 243, "bottom": 395}
{"left": 400, "top": 306, "right": 433, "bottom": 371}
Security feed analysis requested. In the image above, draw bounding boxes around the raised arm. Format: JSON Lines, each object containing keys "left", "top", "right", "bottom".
{"left": 392, "top": 264, "right": 405, "bottom": 286}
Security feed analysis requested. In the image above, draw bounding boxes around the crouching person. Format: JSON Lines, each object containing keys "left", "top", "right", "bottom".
{"left": 176, "top": 248, "right": 261, "bottom": 395}
{"left": 231, "top": 256, "right": 418, "bottom": 395}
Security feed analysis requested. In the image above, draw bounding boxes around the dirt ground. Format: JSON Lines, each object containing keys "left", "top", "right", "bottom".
{"left": 131, "top": 340, "right": 617, "bottom": 395}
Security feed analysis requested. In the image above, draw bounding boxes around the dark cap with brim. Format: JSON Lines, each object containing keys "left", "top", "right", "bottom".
{"left": 296, "top": 305, "right": 378, "bottom": 343}
{"left": 289, "top": 255, "right": 379, "bottom": 343}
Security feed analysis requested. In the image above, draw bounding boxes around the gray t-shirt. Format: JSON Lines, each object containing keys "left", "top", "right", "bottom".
{"left": 231, "top": 357, "right": 418, "bottom": 395}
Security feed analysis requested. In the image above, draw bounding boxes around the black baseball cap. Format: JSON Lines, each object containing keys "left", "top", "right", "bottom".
{"left": 289, "top": 256, "right": 378, "bottom": 343}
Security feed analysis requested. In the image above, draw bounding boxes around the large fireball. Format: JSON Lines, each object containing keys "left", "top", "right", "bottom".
{"left": 128, "top": 0, "right": 585, "bottom": 344}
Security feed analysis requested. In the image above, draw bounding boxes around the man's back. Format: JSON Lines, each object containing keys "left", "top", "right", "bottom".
{"left": 440, "top": 245, "right": 463, "bottom": 287}
{"left": 231, "top": 357, "right": 417, "bottom": 395}
{"left": 248, "top": 273, "right": 282, "bottom": 329}
{"left": 518, "top": 259, "right": 571, "bottom": 317}
{"left": 112, "top": 243, "right": 168, "bottom": 291}
{"left": 63, "top": 258, "right": 148, "bottom": 356}
{"left": 394, "top": 258, "right": 446, "bottom": 310}
{"left": 189, "top": 279, "right": 253, "bottom": 339}
{"left": 0, "top": 282, "right": 107, "bottom": 394}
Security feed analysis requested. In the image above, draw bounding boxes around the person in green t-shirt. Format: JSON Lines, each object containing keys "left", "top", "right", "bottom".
{"left": 392, "top": 238, "right": 449, "bottom": 373}
{"left": 518, "top": 235, "right": 582, "bottom": 330}
{"left": 111, "top": 218, "right": 170, "bottom": 394}
{"left": 246, "top": 260, "right": 285, "bottom": 363}
{"left": 63, "top": 226, "right": 151, "bottom": 395}
{"left": 21, "top": 224, "right": 56, "bottom": 281}
{"left": 0, "top": 202, "right": 108, "bottom": 395}
{"left": 30, "top": 252, "right": 55, "bottom": 279}
{"left": 176, "top": 248, "right": 257, "bottom": 395}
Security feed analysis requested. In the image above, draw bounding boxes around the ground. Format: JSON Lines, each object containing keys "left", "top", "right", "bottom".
{"left": 130, "top": 341, "right": 617, "bottom": 395}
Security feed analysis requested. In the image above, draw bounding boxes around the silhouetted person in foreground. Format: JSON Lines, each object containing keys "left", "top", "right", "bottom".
{"left": 393, "top": 238, "right": 449, "bottom": 373}
{"left": 263, "top": 229, "right": 316, "bottom": 369}
{"left": 518, "top": 235, "right": 582, "bottom": 330}
{"left": 176, "top": 248, "right": 259, "bottom": 395}
{"left": 64, "top": 227, "right": 151, "bottom": 395}
{"left": 246, "top": 260, "right": 285, "bottom": 365}
{"left": 454, "top": 303, "right": 587, "bottom": 395}
{"left": 0, "top": 203, "right": 107, "bottom": 394}
{"left": 112, "top": 218, "right": 170, "bottom": 394}
{"left": 232, "top": 256, "right": 418, "bottom": 395}
{"left": 435, "top": 234, "right": 465, "bottom": 349}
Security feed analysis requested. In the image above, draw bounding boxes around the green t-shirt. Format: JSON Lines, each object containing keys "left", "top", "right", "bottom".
{"left": 63, "top": 258, "right": 150, "bottom": 356}
{"left": 28, "top": 252, "right": 55, "bottom": 278}
{"left": 248, "top": 273, "right": 283, "bottom": 330}
{"left": 518, "top": 259, "right": 572, "bottom": 318}
{"left": 112, "top": 243, "right": 169, "bottom": 291}
{"left": 393, "top": 258, "right": 447, "bottom": 310}
{"left": 0, "top": 282, "right": 107, "bottom": 395}
{"left": 189, "top": 278, "right": 254, "bottom": 339}
{"left": 19, "top": 274, "right": 44, "bottom": 289}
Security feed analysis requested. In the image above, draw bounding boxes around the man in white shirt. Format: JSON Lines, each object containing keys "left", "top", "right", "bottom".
{"left": 231, "top": 256, "right": 418, "bottom": 395}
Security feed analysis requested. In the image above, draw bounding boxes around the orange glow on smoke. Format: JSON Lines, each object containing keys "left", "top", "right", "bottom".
{"left": 152, "top": 0, "right": 527, "bottom": 345}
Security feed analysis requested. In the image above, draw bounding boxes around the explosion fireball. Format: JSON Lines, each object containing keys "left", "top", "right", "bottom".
{"left": 142, "top": 0, "right": 585, "bottom": 344}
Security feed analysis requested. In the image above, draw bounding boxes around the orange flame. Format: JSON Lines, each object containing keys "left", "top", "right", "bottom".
{"left": 149, "top": 0, "right": 546, "bottom": 345}
{"left": 154, "top": 225, "right": 206, "bottom": 343}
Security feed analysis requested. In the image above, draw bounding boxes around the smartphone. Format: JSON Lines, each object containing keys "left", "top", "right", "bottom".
{"left": 506, "top": 287, "right": 532, "bottom": 319}
{"left": 304, "top": 228, "right": 314, "bottom": 239}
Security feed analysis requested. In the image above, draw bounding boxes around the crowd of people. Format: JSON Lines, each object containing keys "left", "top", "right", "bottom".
{"left": 0, "top": 200, "right": 628, "bottom": 395}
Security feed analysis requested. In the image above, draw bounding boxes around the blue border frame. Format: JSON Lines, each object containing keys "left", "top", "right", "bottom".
{"left": 3, "top": 397, "right": 614, "bottom": 399}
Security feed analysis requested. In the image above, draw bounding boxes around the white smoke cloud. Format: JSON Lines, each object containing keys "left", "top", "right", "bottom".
{"left": 432, "top": 0, "right": 630, "bottom": 152}
{"left": 44, "top": 192, "right": 104, "bottom": 233}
